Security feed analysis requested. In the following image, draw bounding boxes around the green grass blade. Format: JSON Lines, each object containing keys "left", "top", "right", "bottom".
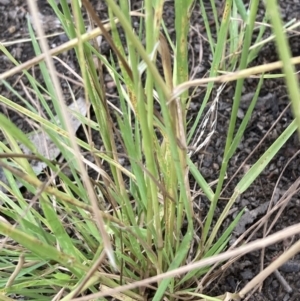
{"left": 265, "top": 0, "right": 300, "bottom": 135}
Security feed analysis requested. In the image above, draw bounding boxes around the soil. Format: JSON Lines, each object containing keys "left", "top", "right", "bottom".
{"left": 1, "top": 0, "right": 300, "bottom": 300}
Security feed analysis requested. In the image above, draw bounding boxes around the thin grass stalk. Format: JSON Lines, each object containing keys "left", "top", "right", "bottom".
{"left": 175, "top": 0, "right": 193, "bottom": 106}
{"left": 234, "top": 0, "right": 248, "bottom": 21}
{"left": 174, "top": 1, "right": 194, "bottom": 242}
{"left": 136, "top": 85, "right": 161, "bottom": 258}
{"left": 203, "top": 0, "right": 259, "bottom": 248}
{"left": 57, "top": 0, "right": 77, "bottom": 38}
{"left": 199, "top": 0, "right": 215, "bottom": 56}
{"left": 27, "top": 20, "right": 62, "bottom": 124}
{"left": 246, "top": 12, "right": 270, "bottom": 64}
{"left": 108, "top": 2, "right": 137, "bottom": 115}
{"left": 264, "top": 0, "right": 300, "bottom": 135}
{"left": 159, "top": 34, "right": 177, "bottom": 257}
{"left": 70, "top": 0, "right": 86, "bottom": 36}
{"left": 142, "top": 0, "right": 164, "bottom": 273}
{"left": 229, "top": 1, "right": 240, "bottom": 69}
{"left": 152, "top": 0, "right": 180, "bottom": 262}
{"left": 209, "top": 0, "right": 220, "bottom": 33}
{"left": 235, "top": 119, "right": 297, "bottom": 194}
{"left": 145, "top": 0, "right": 159, "bottom": 130}
{"left": 188, "top": 0, "right": 233, "bottom": 143}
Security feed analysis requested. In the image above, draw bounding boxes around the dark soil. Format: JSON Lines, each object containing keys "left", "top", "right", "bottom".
{"left": 1, "top": 0, "right": 300, "bottom": 300}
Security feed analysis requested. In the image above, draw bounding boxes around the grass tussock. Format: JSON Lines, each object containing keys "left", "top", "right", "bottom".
{"left": 0, "top": 0, "right": 300, "bottom": 300}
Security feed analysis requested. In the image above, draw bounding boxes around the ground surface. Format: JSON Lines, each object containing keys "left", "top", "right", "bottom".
{"left": 1, "top": 0, "right": 300, "bottom": 300}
